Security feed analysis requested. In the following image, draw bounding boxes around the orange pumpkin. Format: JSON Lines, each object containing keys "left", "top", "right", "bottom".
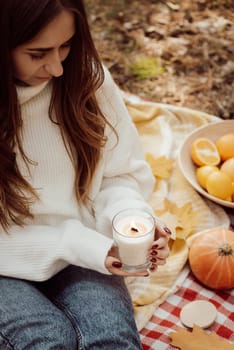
{"left": 189, "top": 227, "right": 234, "bottom": 290}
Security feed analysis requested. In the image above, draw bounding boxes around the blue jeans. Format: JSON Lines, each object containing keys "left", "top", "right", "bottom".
{"left": 0, "top": 266, "right": 142, "bottom": 349}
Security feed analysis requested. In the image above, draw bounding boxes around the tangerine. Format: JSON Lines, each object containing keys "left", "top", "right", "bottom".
{"left": 216, "top": 133, "right": 234, "bottom": 161}
{"left": 196, "top": 165, "right": 219, "bottom": 189}
{"left": 191, "top": 138, "right": 220, "bottom": 167}
{"left": 206, "top": 171, "right": 233, "bottom": 201}
{"left": 220, "top": 157, "right": 234, "bottom": 182}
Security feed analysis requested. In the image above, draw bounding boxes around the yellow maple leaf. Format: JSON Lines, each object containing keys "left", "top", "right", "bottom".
{"left": 145, "top": 153, "right": 173, "bottom": 179}
{"left": 155, "top": 199, "right": 197, "bottom": 240}
{"left": 155, "top": 212, "right": 178, "bottom": 240}
{"left": 170, "top": 325, "right": 234, "bottom": 350}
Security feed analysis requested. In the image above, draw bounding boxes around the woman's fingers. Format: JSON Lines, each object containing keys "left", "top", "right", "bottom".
{"left": 149, "top": 233, "right": 170, "bottom": 271}
{"left": 149, "top": 248, "right": 169, "bottom": 265}
{"left": 152, "top": 237, "right": 170, "bottom": 250}
{"left": 105, "top": 256, "right": 149, "bottom": 277}
{"left": 154, "top": 217, "right": 172, "bottom": 240}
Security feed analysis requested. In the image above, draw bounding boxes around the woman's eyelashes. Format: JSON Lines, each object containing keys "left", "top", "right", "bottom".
{"left": 30, "top": 53, "right": 45, "bottom": 60}
{"left": 29, "top": 42, "right": 72, "bottom": 61}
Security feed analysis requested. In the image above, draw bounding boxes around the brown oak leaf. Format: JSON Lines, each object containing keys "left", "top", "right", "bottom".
{"left": 170, "top": 325, "right": 234, "bottom": 350}
{"left": 145, "top": 153, "right": 173, "bottom": 179}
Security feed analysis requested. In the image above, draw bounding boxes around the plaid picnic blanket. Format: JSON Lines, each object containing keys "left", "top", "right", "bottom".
{"left": 123, "top": 91, "right": 232, "bottom": 331}
{"left": 140, "top": 267, "right": 234, "bottom": 349}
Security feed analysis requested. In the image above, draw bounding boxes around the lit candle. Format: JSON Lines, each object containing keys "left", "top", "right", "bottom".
{"left": 112, "top": 210, "right": 155, "bottom": 272}
{"left": 121, "top": 220, "right": 149, "bottom": 236}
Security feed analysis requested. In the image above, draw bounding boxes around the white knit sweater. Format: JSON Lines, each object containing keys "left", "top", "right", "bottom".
{"left": 0, "top": 69, "right": 154, "bottom": 281}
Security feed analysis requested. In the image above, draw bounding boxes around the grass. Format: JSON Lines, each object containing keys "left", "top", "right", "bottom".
{"left": 129, "top": 56, "right": 166, "bottom": 80}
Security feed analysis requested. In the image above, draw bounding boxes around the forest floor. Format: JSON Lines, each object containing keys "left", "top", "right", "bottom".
{"left": 85, "top": 0, "right": 234, "bottom": 119}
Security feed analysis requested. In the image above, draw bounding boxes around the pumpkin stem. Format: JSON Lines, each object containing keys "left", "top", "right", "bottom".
{"left": 218, "top": 243, "right": 233, "bottom": 256}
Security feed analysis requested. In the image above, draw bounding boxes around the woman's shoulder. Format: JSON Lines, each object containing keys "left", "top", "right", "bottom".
{"left": 95, "top": 65, "right": 133, "bottom": 130}
{"left": 96, "top": 65, "right": 117, "bottom": 99}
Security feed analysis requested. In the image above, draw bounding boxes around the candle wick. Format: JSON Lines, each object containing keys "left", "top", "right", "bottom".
{"left": 131, "top": 227, "right": 139, "bottom": 233}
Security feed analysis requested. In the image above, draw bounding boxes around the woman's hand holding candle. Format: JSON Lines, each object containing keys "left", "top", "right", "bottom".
{"left": 149, "top": 217, "right": 171, "bottom": 272}
{"left": 105, "top": 215, "right": 171, "bottom": 276}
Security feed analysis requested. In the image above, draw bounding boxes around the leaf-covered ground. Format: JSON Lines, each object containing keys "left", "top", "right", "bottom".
{"left": 85, "top": 0, "right": 234, "bottom": 119}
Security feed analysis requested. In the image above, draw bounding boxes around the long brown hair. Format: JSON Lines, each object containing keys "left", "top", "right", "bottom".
{"left": 0, "top": 0, "right": 111, "bottom": 230}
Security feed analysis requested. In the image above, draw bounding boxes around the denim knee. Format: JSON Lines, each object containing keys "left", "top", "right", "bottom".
{"left": 0, "top": 312, "right": 77, "bottom": 350}
{"left": 50, "top": 270, "right": 142, "bottom": 349}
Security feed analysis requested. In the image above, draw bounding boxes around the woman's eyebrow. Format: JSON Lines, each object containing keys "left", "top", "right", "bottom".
{"left": 27, "top": 47, "right": 52, "bottom": 52}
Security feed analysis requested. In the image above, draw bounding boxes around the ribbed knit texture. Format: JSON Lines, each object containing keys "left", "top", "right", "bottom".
{"left": 0, "top": 69, "right": 154, "bottom": 281}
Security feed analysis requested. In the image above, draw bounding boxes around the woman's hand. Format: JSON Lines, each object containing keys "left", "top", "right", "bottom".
{"left": 105, "top": 217, "right": 171, "bottom": 276}
{"left": 105, "top": 246, "right": 149, "bottom": 277}
{"left": 149, "top": 217, "right": 171, "bottom": 272}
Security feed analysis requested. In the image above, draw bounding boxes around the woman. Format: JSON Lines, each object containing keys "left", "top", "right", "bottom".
{"left": 0, "top": 0, "right": 170, "bottom": 349}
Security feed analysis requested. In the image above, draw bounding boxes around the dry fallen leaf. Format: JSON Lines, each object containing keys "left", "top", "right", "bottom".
{"left": 170, "top": 325, "right": 234, "bottom": 350}
{"left": 155, "top": 199, "right": 197, "bottom": 240}
{"left": 155, "top": 212, "right": 178, "bottom": 239}
{"left": 145, "top": 154, "right": 174, "bottom": 179}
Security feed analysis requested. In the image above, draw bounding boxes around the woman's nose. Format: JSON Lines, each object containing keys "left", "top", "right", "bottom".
{"left": 44, "top": 52, "right": 63, "bottom": 77}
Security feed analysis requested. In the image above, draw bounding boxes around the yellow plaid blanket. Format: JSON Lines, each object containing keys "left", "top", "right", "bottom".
{"left": 123, "top": 92, "right": 230, "bottom": 330}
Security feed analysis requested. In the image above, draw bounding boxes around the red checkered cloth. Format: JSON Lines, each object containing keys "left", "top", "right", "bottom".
{"left": 140, "top": 271, "right": 234, "bottom": 349}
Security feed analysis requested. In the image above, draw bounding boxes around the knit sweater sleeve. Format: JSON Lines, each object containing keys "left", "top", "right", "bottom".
{"left": 93, "top": 68, "right": 155, "bottom": 235}
{"left": 0, "top": 220, "right": 113, "bottom": 281}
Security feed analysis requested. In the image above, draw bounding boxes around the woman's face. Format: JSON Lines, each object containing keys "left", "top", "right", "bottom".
{"left": 12, "top": 10, "right": 76, "bottom": 86}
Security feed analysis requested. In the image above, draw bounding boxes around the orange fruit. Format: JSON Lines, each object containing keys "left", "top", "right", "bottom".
{"left": 216, "top": 133, "right": 234, "bottom": 161}
{"left": 206, "top": 171, "right": 233, "bottom": 201}
{"left": 220, "top": 157, "right": 234, "bottom": 182}
{"left": 190, "top": 137, "right": 220, "bottom": 166}
{"left": 196, "top": 165, "right": 219, "bottom": 189}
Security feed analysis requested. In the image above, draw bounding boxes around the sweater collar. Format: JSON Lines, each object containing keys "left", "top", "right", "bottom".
{"left": 16, "top": 81, "right": 49, "bottom": 105}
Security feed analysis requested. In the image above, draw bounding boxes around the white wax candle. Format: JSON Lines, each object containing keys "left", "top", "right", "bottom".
{"left": 113, "top": 215, "right": 155, "bottom": 267}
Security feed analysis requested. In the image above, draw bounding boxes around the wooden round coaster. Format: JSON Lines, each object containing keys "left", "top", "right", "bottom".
{"left": 180, "top": 300, "right": 217, "bottom": 328}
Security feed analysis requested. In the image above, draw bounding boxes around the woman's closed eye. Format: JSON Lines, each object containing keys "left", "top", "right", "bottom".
{"left": 30, "top": 53, "right": 46, "bottom": 60}
{"left": 29, "top": 44, "right": 71, "bottom": 61}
